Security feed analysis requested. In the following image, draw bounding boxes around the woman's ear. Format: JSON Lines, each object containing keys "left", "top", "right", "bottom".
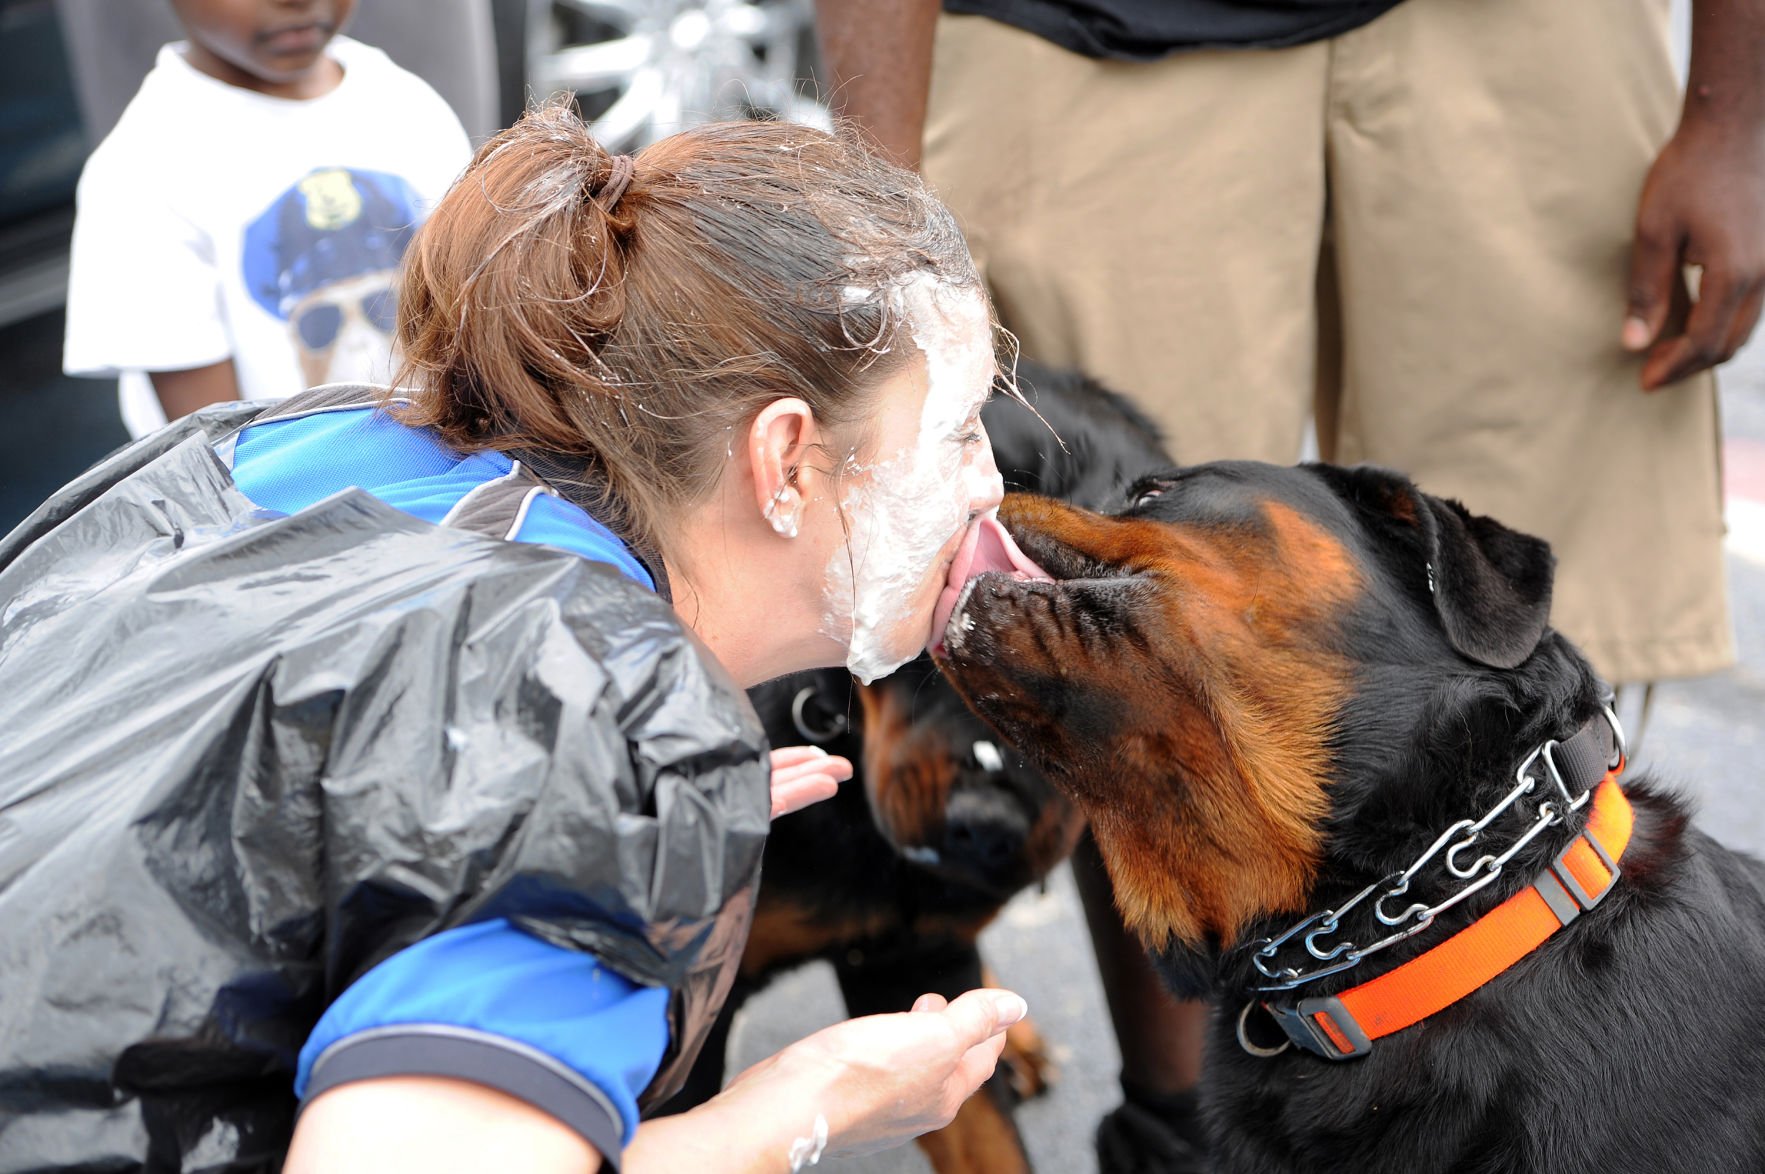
{"left": 748, "top": 398, "right": 818, "bottom": 538}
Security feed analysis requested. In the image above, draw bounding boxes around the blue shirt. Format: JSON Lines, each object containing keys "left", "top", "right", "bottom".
{"left": 227, "top": 398, "right": 668, "bottom": 1166}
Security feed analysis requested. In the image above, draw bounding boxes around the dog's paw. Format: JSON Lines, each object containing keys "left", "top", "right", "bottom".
{"left": 1095, "top": 1090, "right": 1211, "bottom": 1174}
{"left": 998, "top": 1016, "right": 1058, "bottom": 1101}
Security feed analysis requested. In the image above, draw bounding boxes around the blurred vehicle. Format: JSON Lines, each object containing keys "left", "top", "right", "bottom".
{"left": 0, "top": 0, "right": 826, "bottom": 331}
{"left": 0, "top": 0, "right": 85, "bottom": 329}
{"left": 500, "top": 0, "right": 827, "bottom": 152}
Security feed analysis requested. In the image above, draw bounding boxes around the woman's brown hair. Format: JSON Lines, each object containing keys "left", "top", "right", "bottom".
{"left": 394, "top": 100, "right": 983, "bottom": 560}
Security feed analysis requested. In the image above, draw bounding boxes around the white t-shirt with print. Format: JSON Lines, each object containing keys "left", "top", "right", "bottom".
{"left": 63, "top": 37, "right": 472, "bottom": 438}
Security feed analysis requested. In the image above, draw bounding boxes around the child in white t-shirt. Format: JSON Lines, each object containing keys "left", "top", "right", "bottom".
{"left": 63, "top": 0, "right": 472, "bottom": 438}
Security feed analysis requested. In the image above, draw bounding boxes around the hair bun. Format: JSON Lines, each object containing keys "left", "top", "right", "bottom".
{"left": 594, "top": 154, "right": 636, "bottom": 212}
{"left": 396, "top": 101, "right": 981, "bottom": 564}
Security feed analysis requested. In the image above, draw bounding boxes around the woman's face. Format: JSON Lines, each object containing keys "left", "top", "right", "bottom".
{"left": 821, "top": 278, "right": 1005, "bottom": 682}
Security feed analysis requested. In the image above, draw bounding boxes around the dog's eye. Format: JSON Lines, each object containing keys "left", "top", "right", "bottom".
{"left": 1127, "top": 474, "right": 1178, "bottom": 508}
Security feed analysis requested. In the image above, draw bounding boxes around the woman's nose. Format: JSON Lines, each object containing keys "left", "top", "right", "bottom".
{"left": 970, "top": 424, "right": 1004, "bottom": 513}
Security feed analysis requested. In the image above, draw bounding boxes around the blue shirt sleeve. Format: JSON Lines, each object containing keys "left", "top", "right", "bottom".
{"left": 228, "top": 406, "right": 656, "bottom": 590}
{"left": 296, "top": 918, "right": 670, "bottom": 1164}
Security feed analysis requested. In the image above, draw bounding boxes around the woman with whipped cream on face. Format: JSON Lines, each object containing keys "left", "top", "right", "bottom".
{"left": 240, "top": 104, "right": 1045, "bottom": 1173}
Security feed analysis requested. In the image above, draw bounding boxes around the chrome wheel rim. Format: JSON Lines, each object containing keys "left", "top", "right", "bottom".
{"left": 526, "top": 0, "right": 829, "bottom": 152}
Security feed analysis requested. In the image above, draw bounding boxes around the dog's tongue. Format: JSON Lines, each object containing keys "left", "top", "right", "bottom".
{"left": 929, "top": 515, "right": 1052, "bottom": 653}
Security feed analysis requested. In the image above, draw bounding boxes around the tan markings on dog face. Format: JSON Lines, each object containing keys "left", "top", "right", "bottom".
{"left": 744, "top": 900, "right": 997, "bottom": 983}
{"left": 856, "top": 680, "right": 949, "bottom": 853}
{"left": 905, "top": 909, "right": 1005, "bottom": 947}
{"left": 955, "top": 494, "right": 1361, "bottom": 949}
{"left": 858, "top": 677, "right": 1086, "bottom": 887}
{"left": 1023, "top": 786, "right": 1086, "bottom": 881}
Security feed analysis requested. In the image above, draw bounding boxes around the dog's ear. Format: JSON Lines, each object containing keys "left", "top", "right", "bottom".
{"left": 1418, "top": 493, "right": 1555, "bottom": 668}
{"left": 1317, "top": 464, "right": 1555, "bottom": 669}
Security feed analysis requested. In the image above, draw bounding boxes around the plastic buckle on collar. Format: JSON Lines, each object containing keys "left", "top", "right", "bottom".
{"left": 1264, "top": 996, "right": 1372, "bottom": 1061}
{"left": 1533, "top": 829, "right": 1620, "bottom": 927}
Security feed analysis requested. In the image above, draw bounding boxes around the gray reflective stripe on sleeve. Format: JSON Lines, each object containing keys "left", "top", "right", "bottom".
{"left": 503, "top": 485, "right": 547, "bottom": 540}
{"left": 301, "top": 1023, "right": 627, "bottom": 1169}
{"left": 212, "top": 427, "right": 243, "bottom": 470}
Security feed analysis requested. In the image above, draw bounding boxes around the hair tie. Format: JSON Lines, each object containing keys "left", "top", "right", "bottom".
{"left": 596, "top": 155, "right": 636, "bottom": 212}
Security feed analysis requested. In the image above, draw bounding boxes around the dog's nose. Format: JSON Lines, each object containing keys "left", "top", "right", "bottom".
{"left": 943, "top": 789, "right": 1027, "bottom": 870}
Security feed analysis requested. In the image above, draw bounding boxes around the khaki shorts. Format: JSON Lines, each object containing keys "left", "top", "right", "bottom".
{"left": 924, "top": 0, "right": 1732, "bottom": 684}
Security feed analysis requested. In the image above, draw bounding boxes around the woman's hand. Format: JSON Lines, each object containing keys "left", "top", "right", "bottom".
{"left": 626, "top": 988, "right": 1027, "bottom": 1171}
{"left": 768, "top": 745, "right": 853, "bottom": 818}
{"left": 727, "top": 988, "right": 1026, "bottom": 1156}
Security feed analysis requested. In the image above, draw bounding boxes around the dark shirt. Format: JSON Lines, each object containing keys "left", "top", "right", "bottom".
{"left": 944, "top": 0, "right": 1405, "bottom": 59}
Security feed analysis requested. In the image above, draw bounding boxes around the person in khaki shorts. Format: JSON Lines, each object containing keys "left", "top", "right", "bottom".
{"left": 817, "top": 0, "right": 1762, "bottom": 1167}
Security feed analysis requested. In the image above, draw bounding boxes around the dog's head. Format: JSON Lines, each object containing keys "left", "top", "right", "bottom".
{"left": 934, "top": 462, "right": 1604, "bottom": 959}
{"left": 757, "top": 663, "right": 1083, "bottom": 899}
{"left": 856, "top": 657, "right": 1084, "bottom": 896}
{"left": 753, "top": 363, "right": 1160, "bottom": 904}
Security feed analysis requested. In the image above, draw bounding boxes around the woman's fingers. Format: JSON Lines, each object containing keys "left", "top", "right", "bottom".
{"left": 768, "top": 746, "right": 853, "bottom": 818}
{"left": 934, "top": 988, "right": 1028, "bottom": 1047}
{"left": 927, "top": 990, "right": 1025, "bottom": 1115}
{"left": 771, "top": 757, "right": 853, "bottom": 787}
{"left": 951, "top": 1030, "right": 1011, "bottom": 1100}
{"left": 715, "top": 987, "right": 1033, "bottom": 1159}
{"left": 770, "top": 745, "right": 831, "bottom": 770}
{"left": 769, "top": 774, "right": 843, "bottom": 819}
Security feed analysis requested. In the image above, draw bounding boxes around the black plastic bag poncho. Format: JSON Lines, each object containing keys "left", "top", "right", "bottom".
{"left": 0, "top": 404, "right": 771, "bottom": 1171}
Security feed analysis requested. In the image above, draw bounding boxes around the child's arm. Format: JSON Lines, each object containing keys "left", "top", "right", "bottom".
{"left": 64, "top": 143, "right": 232, "bottom": 412}
{"left": 150, "top": 359, "right": 241, "bottom": 421}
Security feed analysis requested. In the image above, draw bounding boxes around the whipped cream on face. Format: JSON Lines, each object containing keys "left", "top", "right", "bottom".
{"left": 823, "top": 275, "right": 1002, "bottom": 683}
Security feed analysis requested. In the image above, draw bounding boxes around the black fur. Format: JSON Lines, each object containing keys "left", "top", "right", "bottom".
{"left": 991, "top": 363, "right": 1169, "bottom": 511}
{"left": 1204, "top": 466, "right": 1765, "bottom": 1173}
{"left": 664, "top": 361, "right": 1174, "bottom": 1144}
{"left": 950, "top": 458, "right": 1765, "bottom": 1172}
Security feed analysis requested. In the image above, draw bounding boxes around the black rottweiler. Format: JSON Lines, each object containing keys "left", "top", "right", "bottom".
{"left": 935, "top": 461, "right": 1765, "bottom": 1173}
{"left": 664, "top": 361, "right": 1171, "bottom": 1173}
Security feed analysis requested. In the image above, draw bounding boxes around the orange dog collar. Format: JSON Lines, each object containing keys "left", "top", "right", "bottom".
{"left": 1265, "top": 774, "right": 1629, "bottom": 1060}
{"left": 1248, "top": 712, "right": 1630, "bottom": 1061}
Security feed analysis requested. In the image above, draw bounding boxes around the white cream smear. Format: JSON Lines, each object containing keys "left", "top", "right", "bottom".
{"left": 787, "top": 1112, "right": 829, "bottom": 1170}
{"left": 823, "top": 275, "right": 1002, "bottom": 683}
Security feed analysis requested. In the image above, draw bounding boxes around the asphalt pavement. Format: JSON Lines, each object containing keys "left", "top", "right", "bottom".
{"left": 3, "top": 311, "right": 1762, "bottom": 1172}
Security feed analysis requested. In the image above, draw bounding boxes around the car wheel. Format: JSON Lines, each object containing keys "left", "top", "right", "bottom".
{"left": 514, "top": 0, "right": 829, "bottom": 153}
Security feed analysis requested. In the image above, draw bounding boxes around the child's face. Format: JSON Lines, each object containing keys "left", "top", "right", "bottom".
{"left": 171, "top": 0, "right": 355, "bottom": 87}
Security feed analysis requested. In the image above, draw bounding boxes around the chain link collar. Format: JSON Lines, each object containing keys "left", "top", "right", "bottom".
{"left": 1248, "top": 704, "right": 1627, "bottom": 993}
